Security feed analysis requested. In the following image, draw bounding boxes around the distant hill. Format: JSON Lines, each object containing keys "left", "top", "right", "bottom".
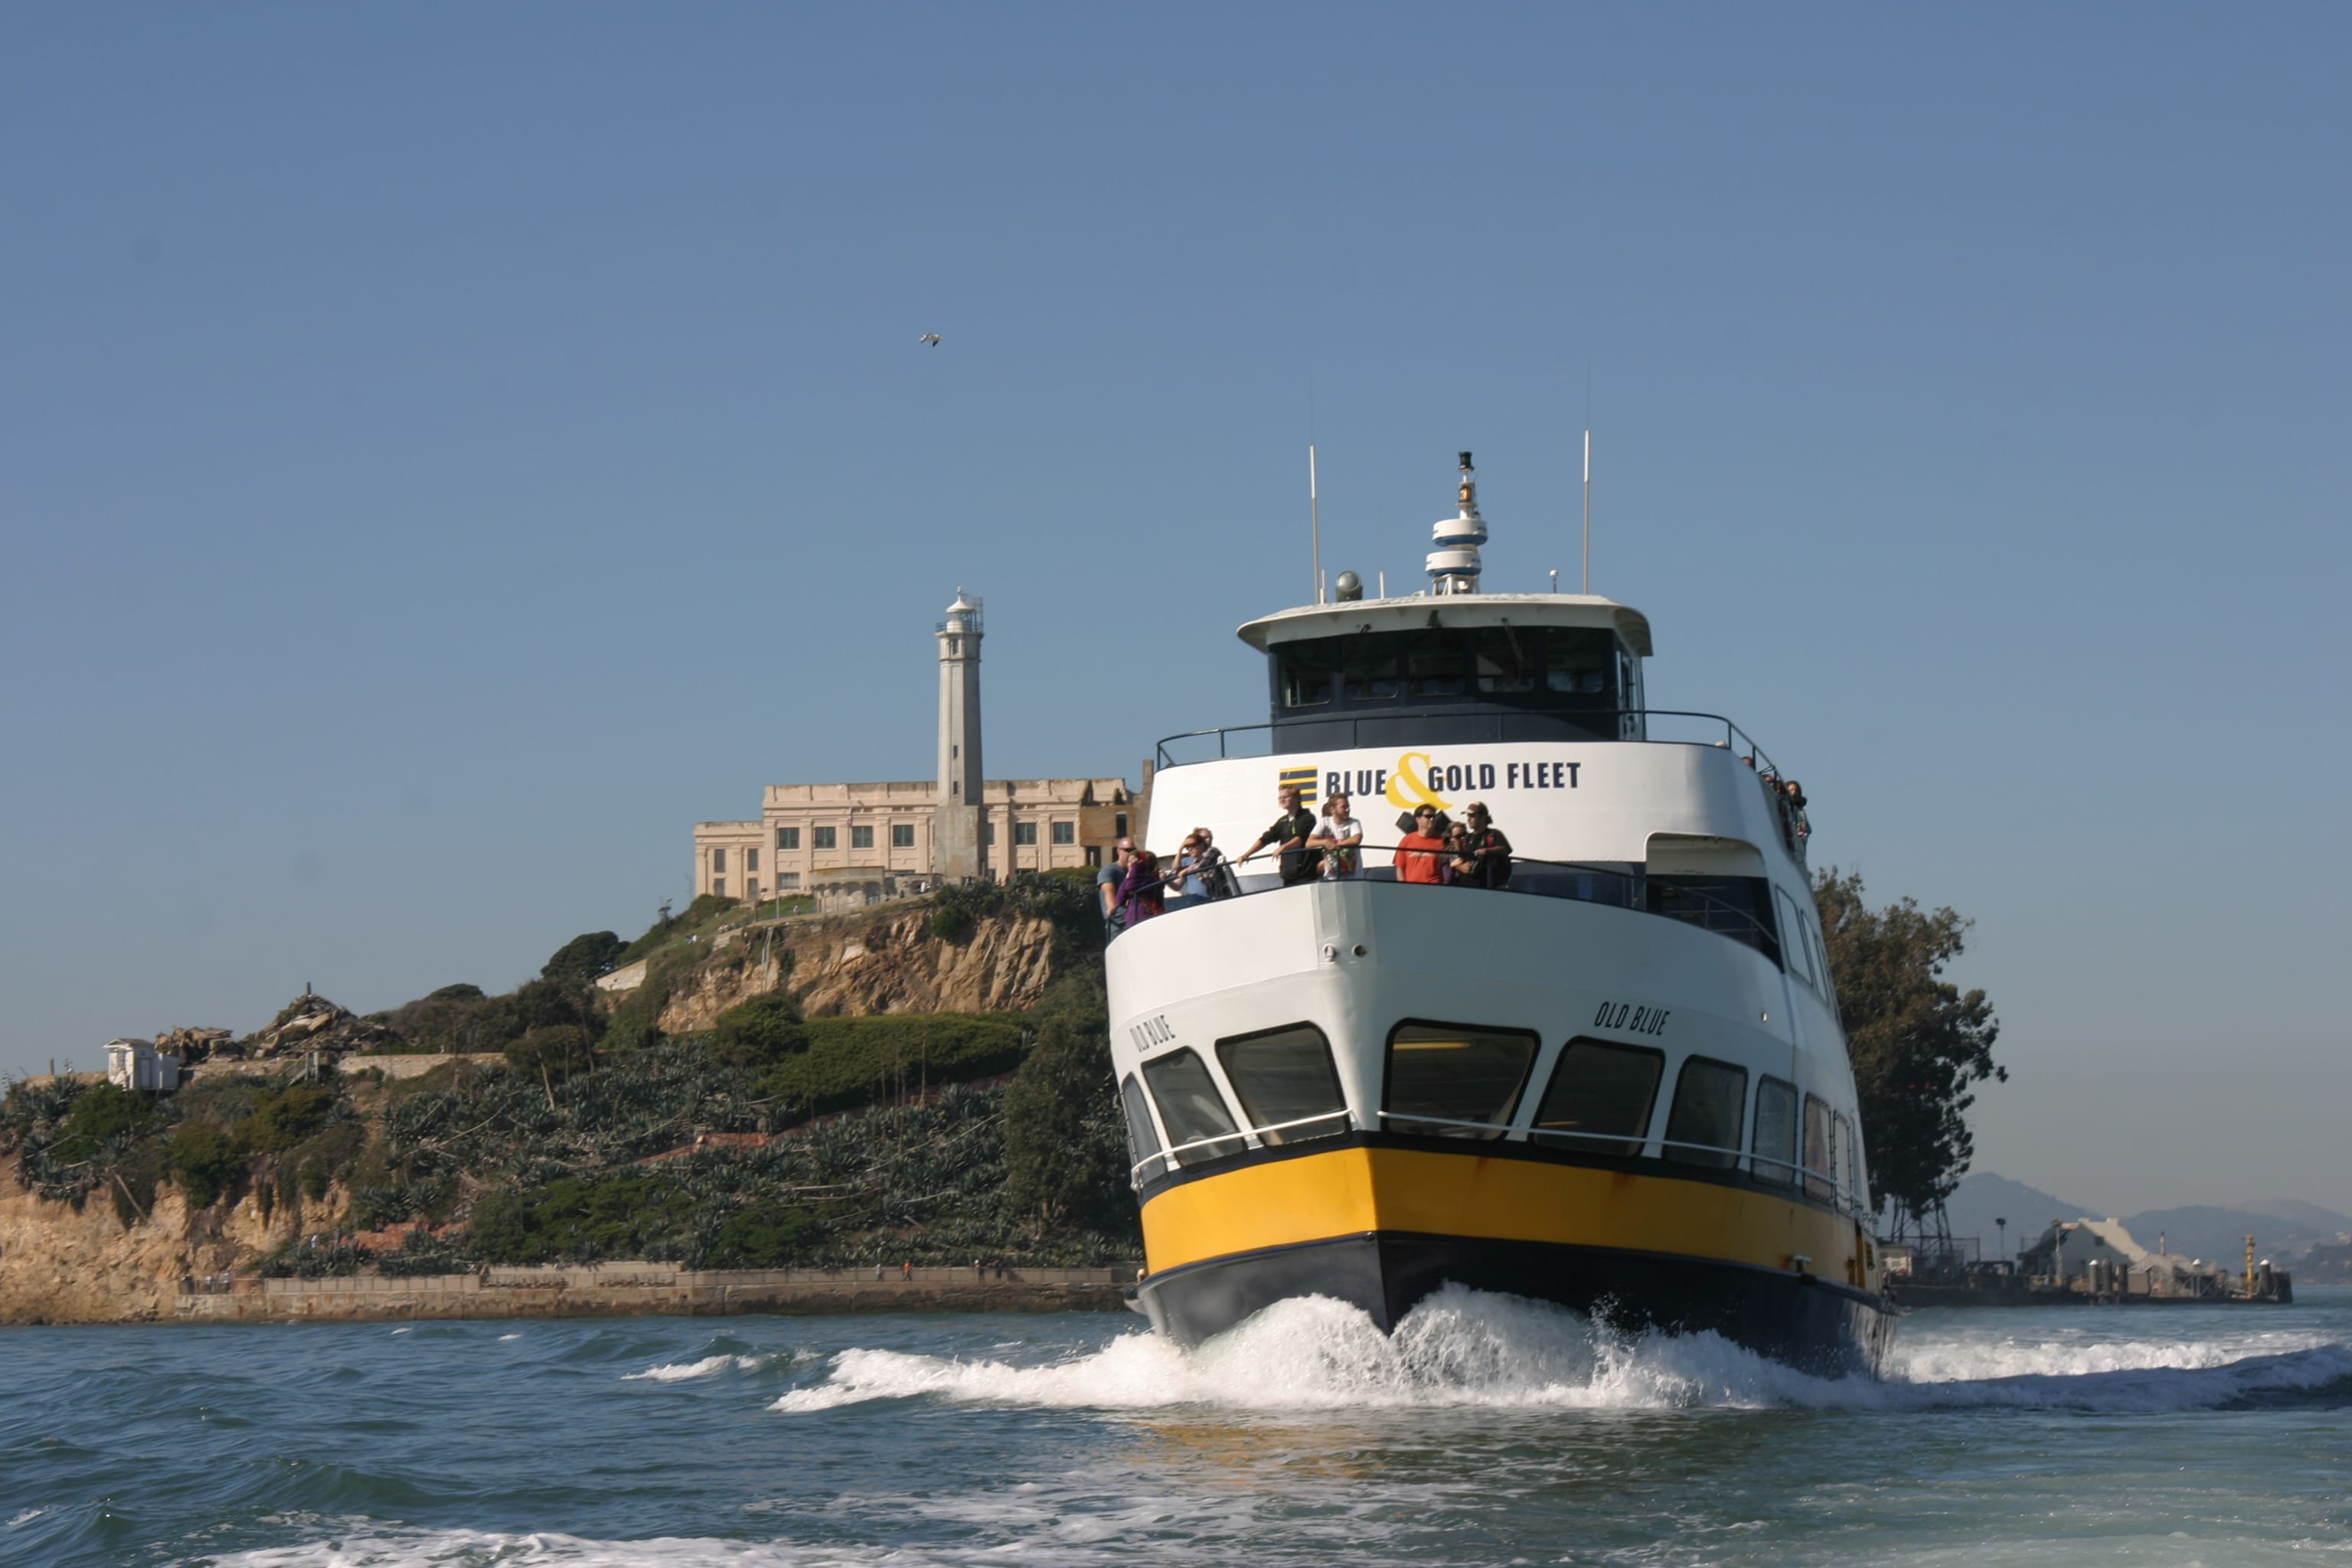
{"left": 2113, "top": 1204, "right": 2352, "bottom": 1268}
{"left": 1938, "top": 1173, "right": 2352, "bottom": 1268}
{"left": 1939, "top": 1173, "right": 2096, "bottom": 1259}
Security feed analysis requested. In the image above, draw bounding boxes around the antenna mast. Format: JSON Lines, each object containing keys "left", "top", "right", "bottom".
{"left": 1581, "top": 428, "right": 1592, "bottom": 594}
{"left": 1310, "top": 445, "right": 1323, "bottom": 604}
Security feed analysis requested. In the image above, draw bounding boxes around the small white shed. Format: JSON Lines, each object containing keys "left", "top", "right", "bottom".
{"left": 103, "top": 1038, "right": 182, "bottom": 1093}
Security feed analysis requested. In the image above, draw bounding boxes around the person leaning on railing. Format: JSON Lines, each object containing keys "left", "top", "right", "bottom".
{"left": 1235, "top": 783, "right": 1322, "bottom": 885}
{"left": 1394, "top": 805, "right": 1448, "bottom": 884}
{"left": 1456, "top": 802, "right": 1514, "bottom": 888}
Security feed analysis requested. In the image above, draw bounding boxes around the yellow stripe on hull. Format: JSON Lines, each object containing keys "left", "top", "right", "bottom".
{"left": 1142, "top": 1145, "right": 1875, "bottom": 1289}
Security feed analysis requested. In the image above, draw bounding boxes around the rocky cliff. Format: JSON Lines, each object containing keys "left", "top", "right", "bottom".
{"left": 653, "top": 905, "right": 1060, "bottom": 1033}
{"left": 0, "top": 1177, "right": 346, "bottom": 1325}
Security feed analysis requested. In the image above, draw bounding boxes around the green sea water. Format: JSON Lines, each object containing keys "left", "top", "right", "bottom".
{"left": 3, "top": 1285, "right": 2347, "bottom": 1566}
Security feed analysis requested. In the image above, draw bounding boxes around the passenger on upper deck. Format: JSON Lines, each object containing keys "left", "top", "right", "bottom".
{"left": 1118, "top": 848, "right": 1166, "bottom": 926}
{"left": 1313, "top": 793, "right": 1364, "bottom": 880}
{"left": 1097, "top": 839, "right": 1135, "bottom": 934}
{"left": 1457, "top": 802, "right": 1514, "bottom": 889}
{"left": 1236, "top": 785, "right": 1322, "bottom": 885}
{"left": 1395, "top": 805, "right": 1448, "bottom": 884}
{"left": 1783, "top": 780, "right": 1810, "bottom": 855}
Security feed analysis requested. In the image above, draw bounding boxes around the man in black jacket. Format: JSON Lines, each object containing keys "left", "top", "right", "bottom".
{"left": 1458, "top": 802, "right": 1514, "bottom": 888}
{"left": 1236, "top": 784, "right": 1321, "bottom": 885}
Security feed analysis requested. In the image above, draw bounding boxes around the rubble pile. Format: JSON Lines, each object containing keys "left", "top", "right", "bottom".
{"left": 236, "top": 991, "right": 403, "bottom": 1059}
{"left": 153, "top": 1026, "right": 234, "bottom": 1064}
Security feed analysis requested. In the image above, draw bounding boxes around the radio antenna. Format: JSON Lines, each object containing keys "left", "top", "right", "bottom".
{"left": 1309, "top": 443, "right": 1323, "bottom": 604}
{"left": 1582, "top": 429, "right": 1592, "bottom": 594}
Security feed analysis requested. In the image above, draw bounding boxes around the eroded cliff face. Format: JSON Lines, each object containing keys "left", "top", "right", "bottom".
{"left": 0, "top": 1175, "right": 345, "bottom": 1324}
{"left": 656, "top": 906, "right": 1060, "bottom": 1032}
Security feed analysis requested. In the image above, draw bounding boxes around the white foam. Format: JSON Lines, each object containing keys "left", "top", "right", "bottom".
{"left": 194, "top": 1527, "right": 896, "bottom": 1566}
{"left": 498, "top": 1333, "right": 522, "bottom": 1341}
{"left": 8, "top": 1508, "right": 45, "bottom": 1528}
{"left": 624, "top": 1354, "right": 767, "bottom": 1383}
{"left": 769, "top": 1285, "right": 2352, "bottom": 1417}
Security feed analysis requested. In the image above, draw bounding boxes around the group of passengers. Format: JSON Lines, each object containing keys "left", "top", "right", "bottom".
{"left": 1098, "top": 782, "right": 1519, "bottom": 937}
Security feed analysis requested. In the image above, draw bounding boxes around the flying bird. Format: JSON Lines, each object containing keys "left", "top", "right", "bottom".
{"left": 919, "top": 333, "right": 942, "bottom": 346}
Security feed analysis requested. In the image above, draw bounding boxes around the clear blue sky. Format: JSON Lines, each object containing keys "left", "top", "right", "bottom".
{"left": 4, "top": 5, "right": 2347, "bottom": 1213}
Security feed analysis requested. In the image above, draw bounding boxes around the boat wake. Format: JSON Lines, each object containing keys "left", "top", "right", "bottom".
{"left": 768, "top": 1283, "right": 2352, "bottom": 1416}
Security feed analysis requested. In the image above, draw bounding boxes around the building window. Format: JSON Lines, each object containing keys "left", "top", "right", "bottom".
{"left": 1085, "top": 845, "right": 1102, "bottom": 867}
{"left": 777, "top": 873, "right": 799, "bottom": 890}
{"left": 1014, "top": 822, "right": 1038, "bottom": 846}
{"left": 1115, "top": 813, "right": 1129, "bottom": 838}
{"left": 777, "top": 827, "right": 799, "bottom": 851}
{"left": 892, "top": 823, "right": 915, "bottom": 848}
{"left": 746, "top": 848, "right": 759, "bottom": 874}
{"left": 1530, "top": 1038, "right": 1663, "bottom": 1157}
{"left": 712, "top": 878, "right": 726, "bottom": 898}
{"left": 851, "top": 825, "right": 874, "bottom": 850}
{"left": 710, "top": 847, "right": 727, "bottom": 873}
{"left": 984, "top": 822, "right": 995, "bottom": 845}
{"left": 1050, "top": 821, "right": 1075, "bottom": 845}
{"left": 814, "top": 826, "right": 837, "bottom": 850}
{"left": 1383, "top": 1021, "right": 1537, "bottom": 1140}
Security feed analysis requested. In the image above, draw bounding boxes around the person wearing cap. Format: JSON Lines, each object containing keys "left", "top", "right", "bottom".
{"left": 1457, "top": 802, "right": 1514, "bottom": 888}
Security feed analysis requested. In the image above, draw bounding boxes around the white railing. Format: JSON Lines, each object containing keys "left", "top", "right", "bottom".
{"left": 1128, "top": 1107, "right": 1859, "bottom": 1215}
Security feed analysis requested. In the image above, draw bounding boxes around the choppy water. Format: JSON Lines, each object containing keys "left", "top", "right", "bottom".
{"left": 4, "top": 1288, "right": 2348, "bottom": 1566}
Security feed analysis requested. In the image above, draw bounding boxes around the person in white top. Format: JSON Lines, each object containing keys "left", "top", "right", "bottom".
{"left": 1314, "top": 792, "right": 1364, "bottom": 879}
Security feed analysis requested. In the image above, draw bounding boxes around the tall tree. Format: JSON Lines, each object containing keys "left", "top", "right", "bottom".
{"left": 1812, "top": 868, "right": 2003, "bottom": 1231}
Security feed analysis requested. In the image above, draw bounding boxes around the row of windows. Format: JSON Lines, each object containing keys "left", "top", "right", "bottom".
{"left": 1273, "top": 627, "right": 1635, "bottom": 712}
{"left": 764, "top": 822, "right": 1082, "bottom": 854}
{"left": 1121, "top": 1021, "right": 1864, "bottom": 1210}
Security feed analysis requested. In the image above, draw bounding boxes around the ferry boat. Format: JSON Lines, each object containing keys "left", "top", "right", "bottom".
{"left": 1106, "top": 452, "right": 1896, "bottom": 1377}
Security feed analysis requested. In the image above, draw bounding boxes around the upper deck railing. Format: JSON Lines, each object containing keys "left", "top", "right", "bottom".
{"left": 1110, "top": 845, "right": 1786, "bottom": 966}
{"left": 1155, "top": 709, "right": 1782, "bottom": 777}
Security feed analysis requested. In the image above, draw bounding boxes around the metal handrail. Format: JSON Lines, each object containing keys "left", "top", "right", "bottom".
{"left": 1114, "top": 842, "right": 1784, "bottom": 965}
{"left": 1154, "top": 709, "right": 1781, "bottom": 779}
{"left": 1130, "top": 1108, "right": 1353, "bottom": 1182}
{"left": 1131, "top": 1104, "right": 1857, "bottom": 1214}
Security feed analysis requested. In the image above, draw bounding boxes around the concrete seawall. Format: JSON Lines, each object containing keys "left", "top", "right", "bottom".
{"left": 175, "top": 1263, "right": 1142, "bottom": 1322}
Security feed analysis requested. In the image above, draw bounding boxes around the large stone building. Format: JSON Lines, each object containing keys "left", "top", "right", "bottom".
{"left": 692, "top": 592, "right": 1149, "bottom": 904}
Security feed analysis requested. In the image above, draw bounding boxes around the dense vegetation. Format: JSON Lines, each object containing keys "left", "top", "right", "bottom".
{"left": 0, "top": 879, "right": 1138, "bottom": 1276}
{"left": 1813, "top": 867, "right": 2004, "bottom": 1235}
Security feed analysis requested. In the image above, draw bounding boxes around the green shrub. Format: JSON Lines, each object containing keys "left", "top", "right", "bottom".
{"left": 542, "top": 931, "right": 626, "bottom": 983}
{"left": 48, "top": 1083, "right": 160, "bottom": 1165}
{"left": 1003, "top": 975, "right": 1129, "bottom": 1228}
{"left": 929, "top": 905, "right": 975, "bottom": 942}
{"left": 237, "top": 1084, "right": 338, "bottom": 1153}
{"left": 710, "top": 995, "right": 808, "bottom": 1070}
{"left": 506, "top": 1024, "right": 597, "bottom": 1083}
{"left": 168, "top": 1122, "right": 246, "bottom": 1209}
{"left": 705, "top": 1204, "right": 817, "bottom": 1268}
{"left": 758, "top": 1012, "right": 1025, "bottom": 1116}
{"left": 463, "top": 1172, "right": 697, "bottom": 1265}
{"left": 682, "top": 893, "right": 739, "bottom": 923}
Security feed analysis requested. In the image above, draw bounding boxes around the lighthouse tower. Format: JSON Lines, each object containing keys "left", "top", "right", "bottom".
{"left": 934, "top": 590, "right": 985, "bottom": 881}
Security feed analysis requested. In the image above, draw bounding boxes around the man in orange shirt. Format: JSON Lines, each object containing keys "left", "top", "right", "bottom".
{"left": 1394, "top": 805, "right": 1449, "bottom": 884}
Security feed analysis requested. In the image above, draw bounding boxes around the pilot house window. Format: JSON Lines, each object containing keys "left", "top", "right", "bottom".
{"left": 1383, "top": 1021, "right": 1537, "bottom": 1139}
{"left": 1530, "top": 1039, "right": 1662, "bottom": 1156}
{"left": 1217, "top": 1024, "right": 1348, "bottom": 1145}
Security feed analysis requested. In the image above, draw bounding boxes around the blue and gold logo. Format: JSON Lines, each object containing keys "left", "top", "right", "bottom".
{"left": 1276, "top": 765, "right": 1319, "bottom": 805}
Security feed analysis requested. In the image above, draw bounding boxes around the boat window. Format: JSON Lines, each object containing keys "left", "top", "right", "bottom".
{"left": 1383, "top": 1021, "right": 1538, "bottom": 1140}
{"left": 1662, "top": 1056, "right": 1747, "bottom": 1168}
{"left": 1754, "top": 1076, "right": 1798, "bottom": 1186}
{"left": 1841, "top": 1112, "right": 1862, "bottom": 1207}
{"left": 1648, "top": 875, "right": 1779, "bottom": 963}
{"left": 1545, "top": 628, "right": 1615, "bottom": 699}
{"left": 1802, "top": 1093, "right": 1836, "bottom": 1203}
{"left": 1775, "top": 889, "right": 1815, "bottom": 987}
{"left": 1141, "top": 1050, "right": 1248, "bottom": 1166}
{"left": 1338, "top": 634, "right": 1403, "bottom": 704}
{"left": 1404, "top": 629, "right": 1468, "bottom": 698}
{"left": 1472, "top": 627, "right": 1536, "bottom": 694}
{"left": 1217, "top": 1024, "right": 1349, "bottom": 1145}
{"left": 1530, "top": 1037, "right": 1662, "bottom": 1156}
{"left": 1119, "top": 1074, "right": 1167, "bottom": 1184}
{"left": 1276, "top": 639, "right": 1334, "bottom": 709}
{"left": 1808, "top": 921, "right": 1835, "bottom": 1002}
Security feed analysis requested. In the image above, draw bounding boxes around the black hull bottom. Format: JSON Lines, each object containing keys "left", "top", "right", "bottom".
{"left": 1138, "top": 1232, "right": 1899, "bottom": 1380}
